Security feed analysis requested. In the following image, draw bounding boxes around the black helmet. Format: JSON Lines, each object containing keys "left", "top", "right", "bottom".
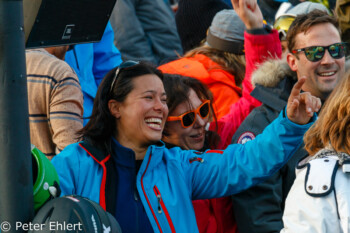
{"left": 29, "top": 195, "right": 122, "bottom": 233}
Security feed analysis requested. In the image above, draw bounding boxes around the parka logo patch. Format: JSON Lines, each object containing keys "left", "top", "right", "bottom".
{"left": 237, "top": 131, "right": 255, "bottom": 144}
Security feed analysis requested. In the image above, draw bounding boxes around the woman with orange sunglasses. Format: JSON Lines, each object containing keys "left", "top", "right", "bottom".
{"left": 162, "top": 75, "right": 218, "bottom": 151}
{"left": 162, "top": 74, "right": 236, "bottom": 233}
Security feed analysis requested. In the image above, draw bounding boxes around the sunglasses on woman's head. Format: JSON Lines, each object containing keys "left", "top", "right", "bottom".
{"left": 292, "top": 43, "right": 347, "bottom": 62}
{"left": 109, "top": 60, "right": 140, "bottom": 94}
{"left": 167, "top": 100, "right": 210, "bottom": 128}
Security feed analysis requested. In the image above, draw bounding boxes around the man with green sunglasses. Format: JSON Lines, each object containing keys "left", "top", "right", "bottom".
{"left": 286, "top": 10, "right": 346, "bottom": 101}
{"left": 231, "top": 9, "right": 347, "bottom": 233}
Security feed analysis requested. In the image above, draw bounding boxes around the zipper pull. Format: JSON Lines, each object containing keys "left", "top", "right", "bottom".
{"left": 189, "top": 157, "right": 205, "bottom": 164}
{"left": 134, "top": 188, "right": 139, "bottom": 201}
{"left": 157, "top": 194, "right": 162, "bottom": 214}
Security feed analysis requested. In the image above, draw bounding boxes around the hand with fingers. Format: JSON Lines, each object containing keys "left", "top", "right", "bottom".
{"left": 231, "top": 0, "right": 263, "bottom": 29}
{"left": 287, "top": 76, "right": 322, "bottom": 125}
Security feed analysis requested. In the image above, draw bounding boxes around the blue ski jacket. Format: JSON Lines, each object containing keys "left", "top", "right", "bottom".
{"left": 52, "top": 111, "right": 315, "bottom": 233}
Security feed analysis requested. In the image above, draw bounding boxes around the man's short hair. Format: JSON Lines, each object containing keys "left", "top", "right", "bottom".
{"left": 286, "top": 10, "right": 340, "bottom": 53}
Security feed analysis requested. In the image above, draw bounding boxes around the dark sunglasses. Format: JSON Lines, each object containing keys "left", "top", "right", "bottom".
{"left": 167, "top": 100, "right": 210, "bottom": 128}
{"left": 292, "top": 43, "right": 347, "bottom": 62}
{"left": 109, "top": 60, "right": 140, "bottom": 94}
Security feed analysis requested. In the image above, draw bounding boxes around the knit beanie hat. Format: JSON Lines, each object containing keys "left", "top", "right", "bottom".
{"left": 206, "top": 9, "right": 246, "bottom": 55}
{"left": 175, "top": 0, "right": 230, "bottom": 53}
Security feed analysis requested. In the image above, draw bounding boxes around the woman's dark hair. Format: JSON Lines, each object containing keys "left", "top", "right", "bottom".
{"left": 77, "top": 62, "right": 163, "bottom": 153}
{"left": 162, "top": 74, "right": 220, "bottom": 149}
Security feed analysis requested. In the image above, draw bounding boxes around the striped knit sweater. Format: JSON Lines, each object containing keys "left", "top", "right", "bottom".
{"left": 26, "top": 49, "right": 83, "bottom": 158}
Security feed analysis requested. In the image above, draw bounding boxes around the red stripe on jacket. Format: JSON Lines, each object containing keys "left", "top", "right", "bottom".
{"left": 79, "top": 143, "right": 110, "bottom": 211}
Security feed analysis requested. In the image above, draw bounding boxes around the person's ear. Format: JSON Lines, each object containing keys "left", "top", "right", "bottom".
{"left": 287, "top": 52, "right": 298, "bottom": 72}
{"left": 108, "top": 99, "right": 121, "bottom": 118}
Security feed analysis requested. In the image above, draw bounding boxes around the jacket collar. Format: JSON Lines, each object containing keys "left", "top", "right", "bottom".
{"left": 163, "top": 141, "right": 178, "bottom": 149}
{"left": 252, "top": 59, "right": 296, "bottom": 88}
{"left": 111, "top": 138, "right": 166, "bottom": 170}
{"left": 252, "top": 76, "right": 295, "bottom": 111}
{"left": 111, "top": 137, "right": 136, "bottom": 168}
{"left": 78, "top": 140, "right": 117, "bottom": 215}
{"left": 79, "top": 140, "right": 108, "bottom": 162}
{"left": 250, "top": 58, "right": 296, "bottom": 111}
{"left": 139, "top": 141, "right": 166, "bottom": 174}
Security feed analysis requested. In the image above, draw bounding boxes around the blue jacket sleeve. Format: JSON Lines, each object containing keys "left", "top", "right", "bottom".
{"left": 183, "top": 111, "right": 315, "bottom": 200}
{"left": 230, "top": 104, "right": 308, "bottom": 233}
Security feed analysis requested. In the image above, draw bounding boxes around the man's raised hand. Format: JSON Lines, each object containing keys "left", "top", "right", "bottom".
{"left": 287, "top": 76, "right": 321, "bottom": 125}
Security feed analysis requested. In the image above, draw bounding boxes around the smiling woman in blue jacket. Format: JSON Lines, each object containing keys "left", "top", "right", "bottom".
{"left": 52, "top": 60, "right": 320, "bottom": 233}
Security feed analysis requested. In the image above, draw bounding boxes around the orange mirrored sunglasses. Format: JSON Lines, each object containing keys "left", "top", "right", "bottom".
{"left": 167, "top": 100, "right": 210, "bottom": 128}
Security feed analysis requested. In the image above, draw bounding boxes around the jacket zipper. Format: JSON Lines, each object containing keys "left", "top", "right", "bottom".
{"left": 155, "top": 189, "right": 162, "bottom": 213}
{"left": 153, "top": 186, "right": 176, "bottom": 233}
{"left": 141, "top": 153, "right": 163, "bottom": 233}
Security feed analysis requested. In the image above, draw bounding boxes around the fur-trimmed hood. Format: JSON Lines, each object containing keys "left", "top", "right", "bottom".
{"left": 251, "top": 58, "right": 350, "bottom": 88}
{"left": 252, "top": 59, "right": 295, "bottom": 88}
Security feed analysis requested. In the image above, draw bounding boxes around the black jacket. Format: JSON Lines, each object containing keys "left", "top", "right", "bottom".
{"left": 230, "top": 60, "right": 308, "bottom": 233}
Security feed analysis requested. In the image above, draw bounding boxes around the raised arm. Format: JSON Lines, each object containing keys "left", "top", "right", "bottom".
{"left": 188, "top": 78, "right": 320, "bottom": 199}
{"left": 211, "top": 0, "right": 282, "bottom": 149}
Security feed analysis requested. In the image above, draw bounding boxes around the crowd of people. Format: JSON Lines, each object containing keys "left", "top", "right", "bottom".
{"left": 25, "top": 0, "right": 350, "bottom": 232}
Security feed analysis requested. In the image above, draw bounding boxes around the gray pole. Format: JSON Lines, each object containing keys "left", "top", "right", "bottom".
{"left": 0, "top": 0, "right": 34, "bottom": 232}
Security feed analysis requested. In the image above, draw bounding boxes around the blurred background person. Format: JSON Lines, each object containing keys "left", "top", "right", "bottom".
{"left": 273, "top": 13, "right": 295, "bottom": 59}
{"left": 209, "top": 0, "right": 283, "bottom": 149}
{"left": 110, "top": 0, "right": 183, "bottom": 65}
{"left": 161, "top": 0, "right": 282, "bottom": 151}
{"left": 336, "top": 0, "right": 350, "bottom": 45}
{"left": 65, "top": 22, "right": 123, "bottom": 126}
{"left": 26, "top": 46, "right": 83, "bottom": 159}
{"left": 160, "top": 9, "right": 250, "bottom": 120}
{"left": 175, "top": 0, "right": 231, "bottom": 53}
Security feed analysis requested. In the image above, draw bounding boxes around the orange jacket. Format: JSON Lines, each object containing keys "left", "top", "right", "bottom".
{"left": 159, "top": 54, "right": 242, "bottom": 119}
